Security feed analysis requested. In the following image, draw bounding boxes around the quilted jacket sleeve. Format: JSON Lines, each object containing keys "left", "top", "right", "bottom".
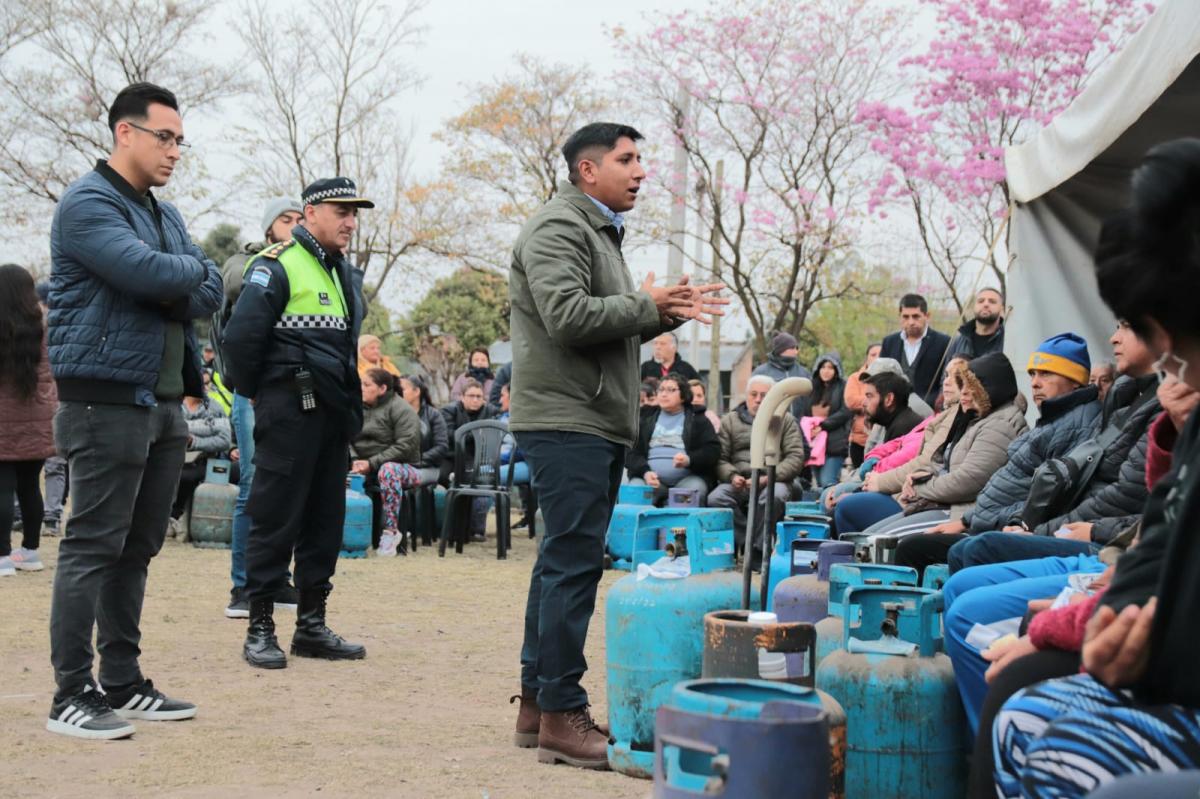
{"left": 1033, "top": 428, "right": 1152, "bottom": 543}
{"left": 967, "top": 401, "right": 1100, "bottom": 533}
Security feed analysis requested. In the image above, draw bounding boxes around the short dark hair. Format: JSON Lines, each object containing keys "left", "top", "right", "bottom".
{"left": 977, "top": 287, "right": 1004, "bottom": 303}
{"left": 562, "top": 123, "right": 644, "bottom": 185}
{"left": 108, "top": 82, "right": 179, "bottom": 134}
{"left": 899, "top": 293, "right": 928, "bottom": 314}
{"left": 863, "top": 371, "right": 911, "bottom": 409}
{"left": 661, "top": 373, "right": 693, "bottom": 405}
{"left": 461, "top": 378, "right": 484, "bottom": 395}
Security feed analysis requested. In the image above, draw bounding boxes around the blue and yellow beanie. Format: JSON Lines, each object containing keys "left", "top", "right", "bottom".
{"left": 1026, "top": 333, "right": 1090, "bottom": 385}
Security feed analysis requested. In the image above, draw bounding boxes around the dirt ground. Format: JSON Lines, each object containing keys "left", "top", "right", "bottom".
{"left": 1, "top": 520, "right": 652, "bottom": 799}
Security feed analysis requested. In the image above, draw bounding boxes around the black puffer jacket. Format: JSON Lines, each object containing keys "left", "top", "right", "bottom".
{"left": 1101, "top": 407, "right": 1200, "bottom": 707}
{"left": 1032, "top": 377, "right": 1161, "bottom": 541}
{"left": 626, "top": 406, "right": 721, "bottom": 489}
{"left": 964, "top": 385, "right": 1101, "bottom": 532}
{"left": 441, "top": 400, "right": 496, "bottom": 460}
{"left": 416, "top": 401, "right": 449, "bottom": 469}
{"left": 795, "top": 353, "right": 852, "bottom": 456}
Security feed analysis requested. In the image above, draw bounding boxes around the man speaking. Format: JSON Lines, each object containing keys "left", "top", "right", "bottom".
{"left": 507, "top": 123, "right": 726, "bottom": 769}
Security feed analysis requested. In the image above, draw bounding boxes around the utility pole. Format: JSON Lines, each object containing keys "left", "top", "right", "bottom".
{"left": 708, "top": 160, "right": 723, "bottom": 412}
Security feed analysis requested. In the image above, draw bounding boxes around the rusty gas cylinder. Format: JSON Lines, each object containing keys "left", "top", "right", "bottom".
{"left": 702, "top": 609, "right": 846, "bottom": 799}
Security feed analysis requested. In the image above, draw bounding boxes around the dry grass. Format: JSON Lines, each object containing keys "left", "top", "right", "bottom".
{"left": 1, "top": 525, "right": 651, "bottom": 799}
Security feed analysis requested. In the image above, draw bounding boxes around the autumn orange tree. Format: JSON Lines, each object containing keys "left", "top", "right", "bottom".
{"left": 435, "top": 54, "right": 610, "bottom": 270}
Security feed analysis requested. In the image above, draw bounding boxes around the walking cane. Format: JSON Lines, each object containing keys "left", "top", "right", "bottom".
{"left": 740, "top": 377, "right": 812, "bottom": 611}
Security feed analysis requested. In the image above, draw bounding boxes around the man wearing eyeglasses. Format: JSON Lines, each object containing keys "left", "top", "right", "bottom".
{"left": 46, "top": 82, "right": 222, "bottom": 740}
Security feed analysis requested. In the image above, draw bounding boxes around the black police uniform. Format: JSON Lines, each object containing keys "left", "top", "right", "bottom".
{"left": 221, "top": 177, "right": 370, "bottom": 667}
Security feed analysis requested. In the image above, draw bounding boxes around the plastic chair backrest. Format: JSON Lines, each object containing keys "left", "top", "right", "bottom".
{"left": 453, "top": 420, "right": 509, "bottom": 490}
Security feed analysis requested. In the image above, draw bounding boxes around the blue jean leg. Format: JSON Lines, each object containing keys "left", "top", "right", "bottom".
{"left": 815, "top": 456, "right": 845, "bottom": 488}
{"left": 948, "top": 531, "right": 1098, "bottom": 573}
{"left": 500, "top": 461, "right": 531, "bottom": 485}
{"left": 833, "top": 491, "right": 902, "bottom": 534}
{"left": 942, "top": 553, "right": 1104, "bottom": 609}
{"left": 229, "top": 392, "right": 255, "bottom": 590}
{"left": 944, "top": 561, "right": 1105, "bottom": 735}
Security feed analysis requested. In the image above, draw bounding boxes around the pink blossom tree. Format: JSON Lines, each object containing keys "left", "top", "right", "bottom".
{"left": 860, "top": 0, "right": 1153, "bottom": 313}
{"left": 614, "top": 0, "right": 905, "bottom": 358}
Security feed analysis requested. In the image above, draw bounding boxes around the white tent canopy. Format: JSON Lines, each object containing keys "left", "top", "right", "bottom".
{"left": 1003, "top": 0, "right": 1200, "bottom": 385}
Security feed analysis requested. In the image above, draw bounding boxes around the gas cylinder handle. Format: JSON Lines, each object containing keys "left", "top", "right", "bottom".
{"left": 749, "top": 377, "right": 811, "bottom": 469}
{"left": 839, "top": 584, "right": 931, "bottom": 650}
{"left": 918, "top": 591, "right": 945, "bottom": 657}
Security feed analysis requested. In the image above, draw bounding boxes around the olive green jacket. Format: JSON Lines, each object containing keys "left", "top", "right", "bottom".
{"left": 508, "top": 182, "right": 673, "bottom": 447}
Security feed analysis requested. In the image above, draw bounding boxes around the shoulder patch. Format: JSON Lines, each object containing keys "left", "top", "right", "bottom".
{"left": 248, "top": 266, "right": 272, "bottom": 288}
{"left": 260, "top": 239, "right": 294, "bottom": 260}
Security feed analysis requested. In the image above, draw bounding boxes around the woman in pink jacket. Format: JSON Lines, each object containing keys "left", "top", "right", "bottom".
{"left": 0, "top": 264, "right": 57, "bottom": 575}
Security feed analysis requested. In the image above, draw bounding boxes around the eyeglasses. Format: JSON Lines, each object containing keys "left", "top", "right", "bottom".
{"left": 657, "top": 386, "right": 680, "bottom": 394}
{"left": 126, "top": 121, "right": 191, "bottom": 150}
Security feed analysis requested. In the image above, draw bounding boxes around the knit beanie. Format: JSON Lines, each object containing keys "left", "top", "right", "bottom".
{"left": 262, "top": 197, "right": 302, "bottom": 238}
{"left": 771, "top": 332, "right": 798, "bottom": 356}
{"left": 1026, "top": 333, "right": 1090, "bottom": 385}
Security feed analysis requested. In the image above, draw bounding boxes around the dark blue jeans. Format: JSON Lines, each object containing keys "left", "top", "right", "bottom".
{"left": 948, "top": 531, "right": 1097, "bottom": 573}
{"left": 518, "top": 430, "right": 624, "bottom": 712}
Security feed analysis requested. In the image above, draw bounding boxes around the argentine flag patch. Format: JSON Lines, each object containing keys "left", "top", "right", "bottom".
{"left": 248, "top": 266, "right": 271, "bottom": 288}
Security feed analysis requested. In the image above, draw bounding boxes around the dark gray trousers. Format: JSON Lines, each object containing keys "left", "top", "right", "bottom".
{"left": 49, "top": 401, "right": 187, "bottom": 701}
{"left": 519, "top": 431, "right": 624, "bottom": 712}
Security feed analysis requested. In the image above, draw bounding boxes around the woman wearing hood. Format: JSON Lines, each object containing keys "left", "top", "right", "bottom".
{"left": 796, "top": 353, "right": 852, "bottom": 487}
{"left": 835, "top": 352, "right": 1028, "bottom": 549}
{"left": 450, "top": 348, "right": 495, "bottom": 402}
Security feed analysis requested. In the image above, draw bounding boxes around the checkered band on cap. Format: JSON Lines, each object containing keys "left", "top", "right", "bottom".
{"left": 300, "top": 176, "right": 373, "bottom": 208}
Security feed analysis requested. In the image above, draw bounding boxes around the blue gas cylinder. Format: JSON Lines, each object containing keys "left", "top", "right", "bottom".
{"left": 815, "top": 563, "right": 919, "bottom": 665}
{"left": 607, "top": 506, "right": 733, "bottom": 571}
{"left": 606, "top": 521, "right": 756, "bottom": 778}
{"left": 785, "top": 500, "right": 825, "bottom": 518}
{"left": 190, "top": 458, "right": 237, "bottom": 549}
{"left": 923, "top": 563, "right": 950, "bottom": 591}
{"left": 765, "top": 518, "right": 831, "bottom": 610}
{"left": 654, "top": 679, "right": 830, "bottom": 799}
{"left": 775, "top": 540, "right": 857, "bottom": 625}
{"left": 341, "top": 474, "right": 371, "bottom": 558}
{"left": 619, "top": 484, "right": 656, "bottom": 505}
{"left": 816, "top": 585, "right": 965, "bottom": 799}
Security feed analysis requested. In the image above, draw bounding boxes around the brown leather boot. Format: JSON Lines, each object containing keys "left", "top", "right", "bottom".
{"left": 510, "top": 689, "right": 540, "bottom": 748}
{"left": 537, "top": 705, "right": 611, "bottom": 770}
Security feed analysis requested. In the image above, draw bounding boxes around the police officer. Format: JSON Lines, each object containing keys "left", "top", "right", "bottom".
{"left": 221, "top": 177, "right": 371, "bottom": 669}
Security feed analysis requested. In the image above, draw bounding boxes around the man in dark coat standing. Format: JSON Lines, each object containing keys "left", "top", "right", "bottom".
{"left": 880, "top": 293, "right": 951, "bottom": 408}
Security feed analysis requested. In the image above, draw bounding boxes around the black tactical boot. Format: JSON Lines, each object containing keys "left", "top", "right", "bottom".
{"left": 290, "top": 588, "right": 366, "bottom": 660}
{"left": 244, "top": 599, "right": 287, "bottom": 669}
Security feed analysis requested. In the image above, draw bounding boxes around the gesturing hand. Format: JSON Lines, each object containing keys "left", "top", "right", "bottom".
{"left": 642, "top": 273, "right": 730, "bottom": 325}
{"left": 1082, "top": 597, "right": 1156, "bottom": 688}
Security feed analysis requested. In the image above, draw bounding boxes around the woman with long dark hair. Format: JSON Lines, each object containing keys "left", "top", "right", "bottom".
{"left": 0, "top": 264, "right": 57, "bottom": 575}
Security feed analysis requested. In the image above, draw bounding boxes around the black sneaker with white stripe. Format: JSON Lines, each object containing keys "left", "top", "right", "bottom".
{"left": 105, "top": 679, "right": 197, "bottom": 721}
{"left": 47, "top": 686, "right": 135, "bottom": 740}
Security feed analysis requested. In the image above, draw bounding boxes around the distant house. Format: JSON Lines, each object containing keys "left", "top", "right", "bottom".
{"left": 489, "top": 336, "right": 754, "bottom": 414}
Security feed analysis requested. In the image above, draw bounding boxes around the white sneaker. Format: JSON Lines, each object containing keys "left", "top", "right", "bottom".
{"left": 10, "top": 547, "right": 44, "bottom": 571}
{"left": 0, "top": 556, "right": 14, "bottom": 576}
{"left": 377, "top": 531, "right": 399, "bottom": 557}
